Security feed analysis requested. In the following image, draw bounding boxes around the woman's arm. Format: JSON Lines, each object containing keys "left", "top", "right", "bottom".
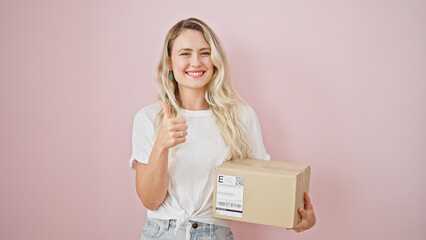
{"left": 135, "top": 146, "right": 169, "bottom": 210}
{"left": 135, "top": 103, "right": 187, "bottom": 210}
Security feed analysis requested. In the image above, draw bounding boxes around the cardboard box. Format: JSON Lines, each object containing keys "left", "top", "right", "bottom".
{"left": 213, "top": 158, "right": 310, "bottom": 228}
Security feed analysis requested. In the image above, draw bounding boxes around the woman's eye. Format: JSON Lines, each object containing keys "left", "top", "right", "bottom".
{"left": 201, "top": 52, "right": 211, "bottom": 55}
{"left": 180, "top": 52, "right": 190, "bottom": 56}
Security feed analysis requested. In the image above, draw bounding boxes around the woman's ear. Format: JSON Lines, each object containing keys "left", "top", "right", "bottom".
{"left": 168, "top": 58, "right": 172, "bottom": 70}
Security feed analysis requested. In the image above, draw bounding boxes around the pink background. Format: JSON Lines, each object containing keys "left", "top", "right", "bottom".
{"left": 1, "top": 0, "right": 425, "bottom": 239}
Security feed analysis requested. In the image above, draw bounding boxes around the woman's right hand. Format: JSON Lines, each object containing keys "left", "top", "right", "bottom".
{"left": 155, "top": 102, "right": 188, "bottom": 150}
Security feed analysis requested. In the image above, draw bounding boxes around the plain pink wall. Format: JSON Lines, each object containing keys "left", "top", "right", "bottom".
{"left": 1, "top": 0, "right": 425, "bottom": 239}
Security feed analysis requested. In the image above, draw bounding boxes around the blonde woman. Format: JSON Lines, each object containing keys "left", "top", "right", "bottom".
{"left": 130, "top": 18, "right": 315, "bottom": 240}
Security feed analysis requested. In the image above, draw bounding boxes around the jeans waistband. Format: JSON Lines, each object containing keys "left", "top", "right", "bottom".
{"left": 148, "top": 218, "right": 214, "bottom": 231}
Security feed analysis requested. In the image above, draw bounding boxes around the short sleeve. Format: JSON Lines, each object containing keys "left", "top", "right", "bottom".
{"left": 239, "top": 104, "right": 271, "bottom": 161}
{"left": 129, "top": 104, "right": 159, "bottom": 170}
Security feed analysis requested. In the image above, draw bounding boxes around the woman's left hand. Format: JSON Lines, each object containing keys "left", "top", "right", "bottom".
{"left": 288, "top": 192, "right": 316, "bottom": 233}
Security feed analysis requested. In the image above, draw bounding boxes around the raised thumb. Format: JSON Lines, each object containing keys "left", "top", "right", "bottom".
{"left": 162, "top": 102, "right": 171, "bottom": 119}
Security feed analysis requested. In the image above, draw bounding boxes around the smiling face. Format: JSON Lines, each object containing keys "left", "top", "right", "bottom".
{"left": 169, "top": 29, "right": 214, "bottom": 94}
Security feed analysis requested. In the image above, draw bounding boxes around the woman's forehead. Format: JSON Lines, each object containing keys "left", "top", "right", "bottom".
{"left": 172, "top": 29, "right": 210, "bottom": 51}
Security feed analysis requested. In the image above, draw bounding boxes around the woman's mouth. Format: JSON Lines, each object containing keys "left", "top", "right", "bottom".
{"left": 186, "top": 70, "right": 206, "bottom": 78}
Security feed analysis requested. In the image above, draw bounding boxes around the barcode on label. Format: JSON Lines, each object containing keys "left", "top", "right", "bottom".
{"left": 218, "top": 201, "right": 242, "bottom": 209}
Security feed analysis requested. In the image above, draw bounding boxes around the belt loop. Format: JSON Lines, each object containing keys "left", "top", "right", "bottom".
{"left": 210, "top": 223, "right": 214, "bottom": 237}
{"left": 166, "top": 219, "right": 171, "bottom": 230}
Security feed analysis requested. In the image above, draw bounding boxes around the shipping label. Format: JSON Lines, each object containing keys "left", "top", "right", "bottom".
{"left": 215, "top": 174, "right": 244, "bottom": 218}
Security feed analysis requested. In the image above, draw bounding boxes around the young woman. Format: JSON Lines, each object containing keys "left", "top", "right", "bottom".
{"left": 130, "top": 18, "right": 315, "bottom": 240}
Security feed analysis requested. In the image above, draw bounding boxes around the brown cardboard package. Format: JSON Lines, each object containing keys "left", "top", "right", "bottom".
{"left": 213, "top": 158, "right": 311, "bottom": 228}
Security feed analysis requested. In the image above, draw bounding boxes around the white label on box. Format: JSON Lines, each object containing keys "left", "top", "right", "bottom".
{"left": 216, "top": 174, "right": 244, "bottom": 218}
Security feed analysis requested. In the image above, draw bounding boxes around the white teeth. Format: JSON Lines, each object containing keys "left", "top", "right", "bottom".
{"left": 187, "top": 72, "right": 204, "bottom": 76}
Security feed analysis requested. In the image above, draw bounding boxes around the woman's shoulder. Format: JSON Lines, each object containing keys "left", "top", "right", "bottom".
{"left": 134, "top": 102, "right": 161, "bottom": 120}
{"left": 234, "top": 102, "right": 260, "bottom": 126}
{"left": 236, "top": 102, "right": 257, "bottom": 117}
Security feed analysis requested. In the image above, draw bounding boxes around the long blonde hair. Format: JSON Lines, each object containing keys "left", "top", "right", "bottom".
{"left": 155, "top": 17, "right": 250, "bottom": 159}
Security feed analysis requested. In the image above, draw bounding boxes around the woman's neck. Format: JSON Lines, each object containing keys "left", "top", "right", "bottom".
{"left": 179, "top": 88, "right": 209, "bottom": 111}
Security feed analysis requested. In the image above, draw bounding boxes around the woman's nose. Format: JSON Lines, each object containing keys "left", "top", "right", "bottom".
{"left": 190, "top": 54, "right": 201, "bottom": 67}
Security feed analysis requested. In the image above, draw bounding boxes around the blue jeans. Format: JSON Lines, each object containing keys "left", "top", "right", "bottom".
{"left": 141, "top": 218, "right": 234, "bottom": 240}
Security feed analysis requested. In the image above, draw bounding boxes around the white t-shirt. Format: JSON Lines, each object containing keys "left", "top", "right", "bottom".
{"left": 129, "top": 102, "right": 270, "bottom": 230}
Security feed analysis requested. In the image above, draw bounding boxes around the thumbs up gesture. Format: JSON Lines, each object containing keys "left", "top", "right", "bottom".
{"left": 156, "top": 102, "right": 188, "bottom": 150}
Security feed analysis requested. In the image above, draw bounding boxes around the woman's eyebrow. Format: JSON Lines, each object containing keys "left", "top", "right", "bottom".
{"left": 178, "top": 47, "right": 211, "bottom": 52}
{"left": 178, "top": 48, "right": 193, "bottom": 52}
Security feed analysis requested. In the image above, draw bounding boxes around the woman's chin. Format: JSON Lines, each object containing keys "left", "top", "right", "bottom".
{"left": 176, "top": 79, "right": 211, "bottom": 91}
